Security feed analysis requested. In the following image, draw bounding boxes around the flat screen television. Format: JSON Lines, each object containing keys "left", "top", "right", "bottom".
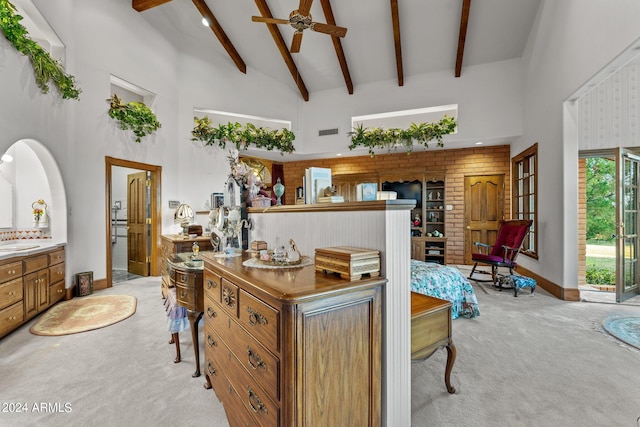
{"left": 381, "top": 180, "right": 422, "bottom": 206}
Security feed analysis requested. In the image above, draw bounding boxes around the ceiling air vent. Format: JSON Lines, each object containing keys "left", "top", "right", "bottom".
{"left": 318, "top": 128, "right": 339, "bottom": 137}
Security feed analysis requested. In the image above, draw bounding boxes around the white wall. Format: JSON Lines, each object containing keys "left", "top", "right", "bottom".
{"left": 517, "top": 0, "right": 640, "bottom": 288}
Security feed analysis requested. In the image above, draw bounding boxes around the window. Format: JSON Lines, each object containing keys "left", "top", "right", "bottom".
{"left": 512, "top": 143, "right": 538, "bottom": 259}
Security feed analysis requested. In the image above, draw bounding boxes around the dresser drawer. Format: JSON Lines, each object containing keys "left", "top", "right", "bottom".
{"left": 223, "top": 339, "right": 279, "bottom": 427}
{"left": 0, "top": 277, "right": 23, "bottom": 310}
{"left": 0, "top": 261, "right": 23, "bottom": 284}
{"left": 49, "top": 281, "right": 65, "bottom": 305}
{"left": 24, "top": 255, "right": 48, "bottom": 274}
{"left": 49, "top": 262, "right": 65, "bottom": 284}
{"left": 175, "top": 270, "right": 198, "bottom": 287}
{"left": 203, "top": 269, "right": 221, "bottom": 302}
{"left": 204, "top": 293, "right": 228, "bottom": 331}
{"left": 204, "top": 349, "right": 231, "bottom": 401}
{"left": 176, "top": 283, "right": 198, "bottom": 311}
{"left": 224, "top": 314, "right": 280, "bottom": 402}
{"left": 238, "top": 289, "right": 280, "bottom": 353}
{"left": 48, "top": 249, "right": 65, "bottom": 266}
{"left": 220, "top": 278, "right": 239, "bottom": 318}
{"left": 0, "top": 301, "right": 23, "bottom": 337}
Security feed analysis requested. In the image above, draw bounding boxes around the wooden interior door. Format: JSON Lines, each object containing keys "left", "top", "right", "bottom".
{"left": 464, "top": 175, "right": 505, "bottom": 264}
{"left": 127, "top": 171, "right": 149, "bottom": 276}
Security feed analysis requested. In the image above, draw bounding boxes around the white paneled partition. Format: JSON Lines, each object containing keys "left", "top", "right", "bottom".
{"left": 248, "top": 200, "right": 414, "bottom": 427}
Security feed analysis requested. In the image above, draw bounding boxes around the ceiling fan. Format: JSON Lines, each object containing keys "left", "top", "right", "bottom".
{"left": 252, "top": 0, "right": 347, "bottom": 53}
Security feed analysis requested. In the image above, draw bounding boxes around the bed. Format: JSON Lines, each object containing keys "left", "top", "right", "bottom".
{"left": 410, "top": 259, "right": 480, "bottom": 319}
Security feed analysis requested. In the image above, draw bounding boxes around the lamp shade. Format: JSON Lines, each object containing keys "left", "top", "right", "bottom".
{"left": 174, "top": 203, "right": 194, "bottom": 225}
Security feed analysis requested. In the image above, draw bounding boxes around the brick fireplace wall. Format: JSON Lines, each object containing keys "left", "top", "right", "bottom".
{"left": 281, "top": 145, "right": 511, "bottom": 265}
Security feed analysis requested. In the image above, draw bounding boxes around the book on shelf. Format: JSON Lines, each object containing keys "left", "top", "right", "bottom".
{"left": 304, "top": 167, "right": 332, "bottom": 204}
{"left": 356, "top": 182, "right": 378, "bottom": 201}
{"left": 318, "top": 196, "right": 345, "bottom": 203}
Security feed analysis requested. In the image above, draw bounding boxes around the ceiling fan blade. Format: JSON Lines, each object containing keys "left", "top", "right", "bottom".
{"left": 290, "top": 32, "right": 303, "bottom": 53}
{"left": 251, "top": 16, "right": 289, "bottom": 25}
{"left": 311, "top": 22, "right": 347, "bottom": 38}
{"left": 298, "top": 0, "right": 314, "bottom": 16}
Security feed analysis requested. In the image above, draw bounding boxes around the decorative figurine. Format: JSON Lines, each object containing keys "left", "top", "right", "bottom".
{"left": 413, "top": 214, "right": 421, "bottom": 227}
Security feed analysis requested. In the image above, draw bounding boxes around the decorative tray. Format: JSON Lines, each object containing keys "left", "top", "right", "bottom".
{"left": 256, "top": 257, "right": 302, "bottom": 267}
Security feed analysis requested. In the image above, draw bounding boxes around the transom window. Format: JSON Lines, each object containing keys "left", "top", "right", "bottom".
{"left": 512, "top": 143, "right": 538, "bottom": 259}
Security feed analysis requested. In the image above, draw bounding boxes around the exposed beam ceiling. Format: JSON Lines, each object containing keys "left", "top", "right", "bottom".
{"left": 390, "top": 0, "right": 403, "bottom": 87}
{"left": 455, "top": 0, "right": 472, "bottom": 78}
{"left": 192, "top": 0, "right": 246, "bottom": 74}
{"left": 319, "top": 0, "right": 353, "bottom": 94}
{"left": 132, "top": 0, "right": 172, "bottom": 13}
{"left": 254, "top": 0, "right": 310, "bottom": 101}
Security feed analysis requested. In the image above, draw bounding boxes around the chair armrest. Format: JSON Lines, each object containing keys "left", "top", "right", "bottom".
{"left": 501, "top": 245, "right": 522, "bottom": 262}
{"left": 473, "top": 242, "right": 491, "bottom": 255}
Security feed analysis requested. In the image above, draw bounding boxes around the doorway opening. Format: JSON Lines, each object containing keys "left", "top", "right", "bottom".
{"left": 105, "top": 157, "right": 161, "bottom": 288}
{"left": 579, "top": 150, "right": 640, "bottom": 304}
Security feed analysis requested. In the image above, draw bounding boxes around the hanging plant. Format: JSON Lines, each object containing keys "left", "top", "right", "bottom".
{"left": 107, "top": 94, "right": 161, "bottom": 143}
{"left": 0, "top": 0, "right": 81, "bottom": 100}
{"left": 348, "top": 115, "right": 458, "bottom": 156}
{"left": 191, "top": 116, "right": 295, "bottom": 155}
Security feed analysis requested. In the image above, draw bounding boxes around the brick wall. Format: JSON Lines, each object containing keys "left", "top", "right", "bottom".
{"left": 282, "top": 145, "right": 511, "bottom": 265}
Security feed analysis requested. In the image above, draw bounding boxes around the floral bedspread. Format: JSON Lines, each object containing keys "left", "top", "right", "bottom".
{"left": 410, "top": 260, "right": 480, "bottom": 319}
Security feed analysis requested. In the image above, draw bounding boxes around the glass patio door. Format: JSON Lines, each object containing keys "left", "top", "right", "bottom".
{"left": 616, "top": 148, "right": 640, "bottom": 302}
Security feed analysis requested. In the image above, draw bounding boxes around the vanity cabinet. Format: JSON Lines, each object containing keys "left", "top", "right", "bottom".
{"left": 0, "top": 246, "right": 66, "bottom": 338}
{"left": 202, "top": 252, "right": 384, "bottom": 427}
{"left": 23, "top": 254, "right": 49, "bottom": 320}
{"left": 160, "top": 234, "right": 213, "bottom": 298}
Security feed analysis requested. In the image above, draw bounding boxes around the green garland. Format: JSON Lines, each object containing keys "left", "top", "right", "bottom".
{"left": 108, "top": 94, "right": 161, "bottom": 143}
{"left": 348, "top": 115, "right": 457, "bottom": 156}
{"left": 192, "top": 116, "right": 295, "bottom": 154}
{"left": 0, "top": 0, "right": 80, "bottom": 100}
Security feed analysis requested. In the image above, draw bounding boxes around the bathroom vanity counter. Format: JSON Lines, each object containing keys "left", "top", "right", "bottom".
{"left": 0, "top": 241, "right": 66, "bottom": 261}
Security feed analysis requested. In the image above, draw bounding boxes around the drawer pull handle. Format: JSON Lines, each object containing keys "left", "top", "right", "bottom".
{"left": 222, "top": 286, "right": 236, "bottom": 308}
{"left": 247, "top": 386, "right": 267, "bottom": 414}
{"left": 206, "top": 362, "right": 217, "bottom": 376}
{"left": 247, "top": 346, "right": 266, "bottom": 371}
{"left": 207, "top": 307, "right": 217, "bottom": 318}
{"left": 180, "top": 290, "right": 187, "bottom": 299}
{"left": 206, "top": 279, "right": 217, "bottom": 289}
{"left": 246, "top": 307, "right": 267, "bottom": 327}
{"left": 8, "top": 291, "right": 15, "bottom": 296}
{"left": 207, "top": 334, "right": 217, "bottom": 347}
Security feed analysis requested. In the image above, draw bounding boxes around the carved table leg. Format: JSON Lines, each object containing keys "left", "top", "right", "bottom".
{"left": 170, "top": 333, "right": 181, "bottom": 363}
{"left": 444, "top": 340, "right": 457, "bottom": 394}
{"left": 187, "top": 310, "right": 204, "bottom": 378}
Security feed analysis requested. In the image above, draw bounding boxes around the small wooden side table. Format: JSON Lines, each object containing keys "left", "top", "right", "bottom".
{"left": 411, "top": 291, "right": 457, "bottom": 393}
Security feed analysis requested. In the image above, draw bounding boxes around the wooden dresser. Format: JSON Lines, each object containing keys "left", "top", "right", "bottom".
{"left": 0, "top": 246, "right": 66, "bottom": 339}
{"left": 201, "top": 252, "right": 385, "bottom": 426}
{"left": 160, "top": 234, "right": 212, "bottom": 298}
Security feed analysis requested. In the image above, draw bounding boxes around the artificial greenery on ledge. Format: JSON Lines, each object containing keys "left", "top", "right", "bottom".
{"left": 0, "top": 0, "right": 81, "bottom": 100}
{"left": 107, "top": 94, "right": 161, "bottom": 143}
{"left": 348, "top": 115, "right": 458, "bottom": 156}
{"left": 191, "top": 116, "right": 296, "bottom": 154}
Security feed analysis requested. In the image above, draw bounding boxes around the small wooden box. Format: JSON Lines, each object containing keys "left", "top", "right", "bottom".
{"left": 315, "top": 246, "right": 380, "bottom": 281}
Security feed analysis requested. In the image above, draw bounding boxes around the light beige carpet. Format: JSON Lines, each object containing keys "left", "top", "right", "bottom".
{"left": 29, "top": 295, "right": 136, "bottom": 336}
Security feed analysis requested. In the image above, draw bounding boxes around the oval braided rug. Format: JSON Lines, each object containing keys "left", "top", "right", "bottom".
{"left": 30, "top": 295, "right": 137, "bottom": 336}
{"left": 602, "top": 317, "right": 640, "bottom": 350}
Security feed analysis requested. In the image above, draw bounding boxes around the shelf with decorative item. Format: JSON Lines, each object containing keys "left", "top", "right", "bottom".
{"left": 347, "top": 116, "right": 457, "bottom": 156}
{"left": 191, "top": 117, "right": 295, "bottom": 154}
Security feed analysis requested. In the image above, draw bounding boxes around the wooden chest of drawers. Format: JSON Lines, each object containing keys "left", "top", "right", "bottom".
{"left": 202, "top": 252, "right": 385, "bottom": 427}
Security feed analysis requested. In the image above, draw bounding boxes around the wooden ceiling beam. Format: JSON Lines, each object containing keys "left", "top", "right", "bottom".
{"left": 455, "top": 0, "right": 472, "bottom": 77}
{"left": 254, "top": 0, "right": 310, "bottom": 101}
{"left": 390, "top": 0, "right": 403, "bottom": 86}
{"left": 132, "top": 0, "right": 173, "bottom": 12}
{"left": 192, "top": 0, "right": 246, "bottom": 74}
{"left": 320, "top": 0, "right": 353, "bottom": 95}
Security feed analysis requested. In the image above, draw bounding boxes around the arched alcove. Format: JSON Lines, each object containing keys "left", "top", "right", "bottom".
{"left": 0, "top": 139, "right": 67, "bottom": 244}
